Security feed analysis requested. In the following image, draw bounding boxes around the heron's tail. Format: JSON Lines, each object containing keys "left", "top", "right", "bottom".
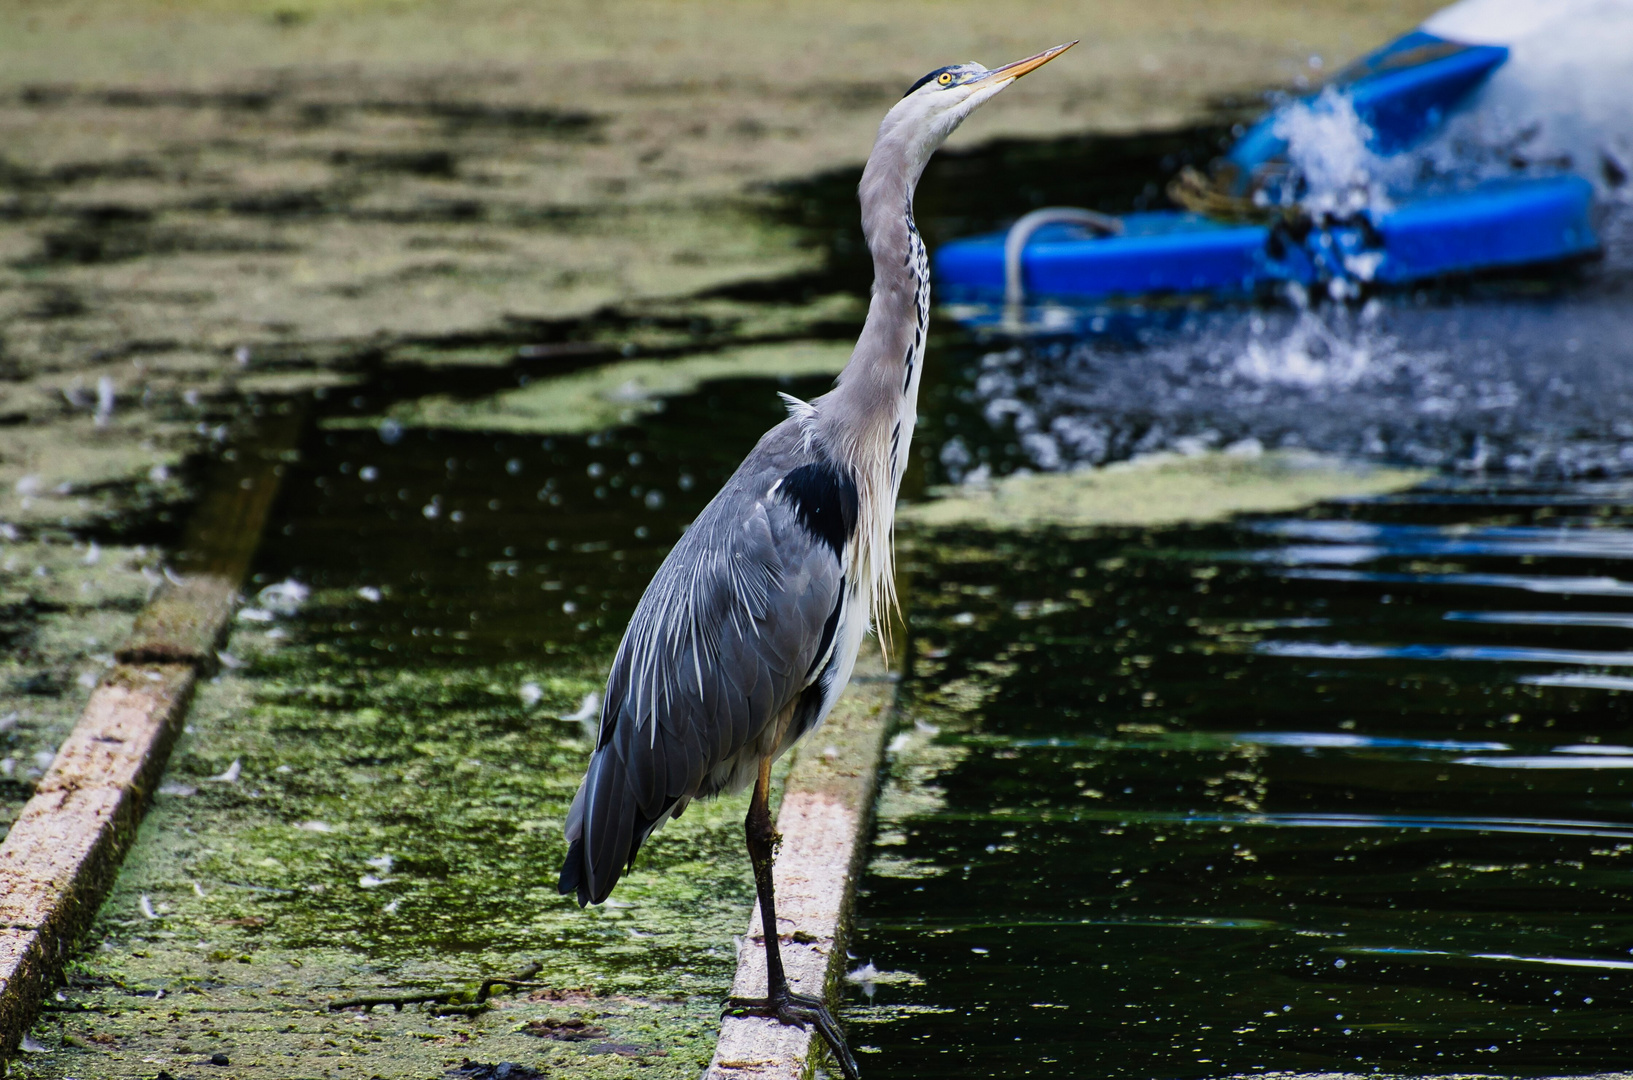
{"left": 557, "top": 746, "right": 675, "bottom": 907}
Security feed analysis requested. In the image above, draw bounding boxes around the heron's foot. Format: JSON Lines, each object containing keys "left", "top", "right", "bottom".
{"left": 724, "top": 992, "right": 860, "bottom": 1080}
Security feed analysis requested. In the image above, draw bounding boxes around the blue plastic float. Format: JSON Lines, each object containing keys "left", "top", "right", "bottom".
{"left": 935, "top": 14, "right": 1604, "bottom": 323}
{"left": 935, "top": 176, "right": 1599, "bottom": 303}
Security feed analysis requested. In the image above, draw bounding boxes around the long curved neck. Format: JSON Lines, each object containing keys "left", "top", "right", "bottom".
{"left": 812, "top": 126, "right": 933, "bottom": 633}
{"left": 817, "top": 130, "right": 930, "bottom": 476}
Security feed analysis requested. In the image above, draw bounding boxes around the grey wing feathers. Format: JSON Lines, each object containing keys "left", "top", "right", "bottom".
{"left": 558, "top": 429, "right": 853, "bottom": 906}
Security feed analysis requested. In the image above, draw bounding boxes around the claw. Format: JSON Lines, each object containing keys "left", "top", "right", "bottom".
{"left": 723, "top": 992, "right": 861, "bottom": 1080}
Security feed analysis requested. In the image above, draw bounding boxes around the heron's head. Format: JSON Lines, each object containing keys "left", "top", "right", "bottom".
{"left": 875, "top": 41, "right": 1076, "bottom": 170}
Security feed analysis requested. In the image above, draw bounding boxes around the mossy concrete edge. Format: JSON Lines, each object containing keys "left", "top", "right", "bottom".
{"left": 707, "top": 646, "right": 898, "bottom": 1080}
{"left": 0, "top": 420, "right": 295, "bottom": 1060}
{"left": 0, "top": 665, "right": 197, "bottom": 1057}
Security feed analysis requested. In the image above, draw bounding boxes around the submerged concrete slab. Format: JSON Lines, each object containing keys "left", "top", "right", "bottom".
{"left": 708, "top": 649, "right": 898, "bottom": 1080}
{"left": 900, "top": 450, "right": 1430, "bottom": 532}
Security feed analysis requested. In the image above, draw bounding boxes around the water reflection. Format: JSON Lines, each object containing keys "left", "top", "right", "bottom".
{"left": 1255, "top": 641, "right": 1633, "bottom": 666}
{"left": 1286, "top": 568, "right": 1633, "bottom": 598}
{"left": 850, "top": 476, "right": 1633, "bottom": 1076}
{"left": 252, "top": 372, "right": 831, "bottom": 662}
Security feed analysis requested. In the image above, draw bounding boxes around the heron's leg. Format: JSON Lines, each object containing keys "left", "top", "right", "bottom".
{"left": 724, "top": 756, "right": 862, "bottom": 1080}
{"left": 747, "top": 755, "right": 791, "bottom": 997}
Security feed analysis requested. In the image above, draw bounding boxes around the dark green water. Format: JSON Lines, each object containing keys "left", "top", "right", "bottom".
{"left": 260, "top": 373, "right": 821, "bottom": 662}
{"left": 846, "top": 483, "right": 1633, "bottom": 1076}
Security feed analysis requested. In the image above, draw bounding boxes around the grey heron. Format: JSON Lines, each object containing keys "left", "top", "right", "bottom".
{"left": 558, "top": 41, "right": 1076, "bottom": 1076}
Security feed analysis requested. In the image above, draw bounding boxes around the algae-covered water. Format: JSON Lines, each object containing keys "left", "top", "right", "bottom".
{"left": 17, "top": 120, "right": 1229, "bottom": 1080}
{"left": 21, "top": 365, "right": 856, "bottom": 1078}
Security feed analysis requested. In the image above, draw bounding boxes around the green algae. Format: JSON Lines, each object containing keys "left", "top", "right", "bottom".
{"left": 332, "top": 340, "right": 854, "bottom": 436}
{"left": 898, "top": 450, "right": 1430, "bottom": 533}
{"left": 0, "top": 414, "right": 194, "bottom": 533}
{"left": 20, "top": 600, "right": 775, "bottom": 1078}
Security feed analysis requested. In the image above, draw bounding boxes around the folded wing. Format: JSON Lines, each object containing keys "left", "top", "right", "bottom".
{"left": 558, "top": 438, "right": 856, "bottom": 906}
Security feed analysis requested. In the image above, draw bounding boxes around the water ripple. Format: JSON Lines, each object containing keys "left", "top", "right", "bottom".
{"left": 1446, "top": 610, "right": 1633, "bottom": 630}
{"left": 1520, "top": 672, "right": 1633, "bottom": 690}
{"left": 936, "top": 807, "right": 1633, "bottom": 839}
{"left": 1257, "top": 518, "right": 1633, "bottom": 555}
{"left": 1255, "top": 640, "right": 1633, "bottom": 667}
{"left": 1343, "top": 947, "right": 1633, "bottom": 972}
{"left": 1281, "top": 568, "right": 1633, "bottom": 596}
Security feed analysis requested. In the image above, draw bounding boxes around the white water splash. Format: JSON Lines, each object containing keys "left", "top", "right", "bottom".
{"left": 1232, "top": 302, "right": 1403, "bottom": 389}
{"left": 1272, "top": 87, "right": 1393, "bottom": 217}
{"left": 961, "top": 270, "right": 1633, "bottom": 481}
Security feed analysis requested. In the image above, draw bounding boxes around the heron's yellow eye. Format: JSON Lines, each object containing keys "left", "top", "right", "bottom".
{"left": 937, "top": 72, "right": 953, "bottom": 86}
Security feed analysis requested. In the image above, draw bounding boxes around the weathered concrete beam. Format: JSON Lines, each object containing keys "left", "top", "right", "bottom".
{"left": 0, "top": 665, "right": 196, "bottom": 1048}
{"left": 0, "top": 410, "right": 298, "bottom": 1056}
{"left": 707, "top": 649, "right": 898, "bottom": 1080}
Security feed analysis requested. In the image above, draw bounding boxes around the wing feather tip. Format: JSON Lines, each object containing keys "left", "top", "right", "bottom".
{"left": 558, "top": 838, "right": 593, "bottom": 906}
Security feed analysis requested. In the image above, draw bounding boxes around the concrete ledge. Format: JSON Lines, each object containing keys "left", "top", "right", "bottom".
{"left": 0, "top": 665, "right": 196, "bottom": 1046}
{"left": 707, "top": 648, "right": 898, "bottom": 1080}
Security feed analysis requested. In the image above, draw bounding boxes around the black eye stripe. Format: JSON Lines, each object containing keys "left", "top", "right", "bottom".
{"left": 903, "top": 66, "right": 959, "bottom": 98}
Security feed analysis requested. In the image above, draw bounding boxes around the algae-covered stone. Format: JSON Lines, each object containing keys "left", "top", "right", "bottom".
{"left": 336, "top": 340, "right": 854, "bottom": 435}
{"left": 900, "top": 450, "right": 1430, "bottom": 532}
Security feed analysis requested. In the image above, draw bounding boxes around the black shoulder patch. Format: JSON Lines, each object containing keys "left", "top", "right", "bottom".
{"left": 777, "top": 462, "right": 859, "bottom": 556}
{"left": 903, "top": 65, "right": 957, "bottom": 98}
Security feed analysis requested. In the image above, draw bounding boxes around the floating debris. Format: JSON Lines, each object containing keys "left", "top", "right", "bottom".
{"left": 523, "top": 1016, "right": 608, "bottom": 1041}
{"left": 206, "top": 759, "right": 242, "bottom": 784}
{"left": 256, "top": 580, "right": 309, "bottom": 615}
{"left": 94, "top": 376, "right": 115, "bottom": 429}
{"left": 559, "top": 692, "right": 599, "bottom": 723}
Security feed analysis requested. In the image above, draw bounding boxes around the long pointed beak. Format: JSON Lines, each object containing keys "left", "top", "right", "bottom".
{"left": 969, "top": 40, "right": 1078, "bottom": 89}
